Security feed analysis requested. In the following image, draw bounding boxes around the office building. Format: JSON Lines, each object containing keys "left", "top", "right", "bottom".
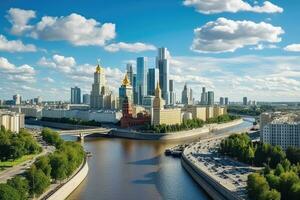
{"left": 243, "top": 97, "right": 248, "bottom": 106}
{"left": 126, "top": 63, "right": 134, "bottom": 85}
{"left": 207, "top": 91, "right": 214, "bottom": 106}
{"left": 82, "top": 94, "right": 90, "bottom": 105}
{"left": 119, "top": 74, "right": 133, "bottom": 108}
{"left": 169, "top": 79, "right": 175, "bottom": 105}
{"left": 181, "top": 83, "right": 192, "bottom": 105}
{"left": 200, "top": 87, "right": 207, "bottom": 105}
{"left": 156, "top": 47, "right": 170, "bottom": 104}
{"left": 220, "top": 97, "right": 224, "bottom": 105}
{"left": 147, "top": 68, "right": 159, "bottom": 96}
{"left": 13, "top": 94, "right": 21, "bottom": 105}
{"left": 132, "top": 74, "right": 138, "bottom": 104}
{"left": 136, "top": 57, "right": 148, "bottom": 105}
{"left": 225, "top": 97, "right": 229, "bottom": 105}
{"left": 71, "top": 87, "right": 81, "bottom": 104}
{"left": 33, "top": 96, "right": 42, "bottom": 105}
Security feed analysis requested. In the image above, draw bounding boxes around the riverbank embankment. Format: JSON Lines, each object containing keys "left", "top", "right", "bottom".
{"left": 39, "top": 157, "right": 88, "bottom": 200}
{"left": 112, "top": 119, "right": 243, "bottom": 141}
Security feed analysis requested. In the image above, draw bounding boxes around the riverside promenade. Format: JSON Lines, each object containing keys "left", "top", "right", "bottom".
{"left": 112, "top": 118, "right": 244, "bottom": 141}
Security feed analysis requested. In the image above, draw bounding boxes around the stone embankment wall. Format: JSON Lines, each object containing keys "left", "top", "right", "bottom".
{"left": 26, "top": 119, "right": 96, "bottom": 130}
{"left": 44, "top": 159, "right": 88, "bottom": 200}
{"left": 112, "top": 119, "right": 243, "bottom": 141}
{"left": 181, "top": 151, "right": 242, "bottom": 200}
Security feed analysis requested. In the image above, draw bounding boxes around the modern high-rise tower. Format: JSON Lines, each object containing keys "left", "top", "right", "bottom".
{"left": 207, "top": 91, "right": 214, "bottom": 106}
{"left": 181, "top": 83, "right": 192, "bottom": 105}
{"left": 200, "top": 87, "right": 207, "bottom": 105}
{"left": 126, "top": 63, "right": 133, "bottom": 85}
{"left": 147, "top": 68, "right": 159, "bottom": 96}
{"left": 169, "top": 79, "right": 175, "bottom": 105}
{"left": 136, "top": 57, "right": 147, "bottom": 105}
{"left": 71, "top": 87, "right": 81, "bottom": 104}
{"left": 156, "top": 47, "right": 170, "bottom": 104}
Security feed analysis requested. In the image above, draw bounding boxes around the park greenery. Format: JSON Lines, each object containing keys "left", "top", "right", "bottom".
{"left": 0, "top": 126, "right": 41, "bottom": 163}
{"left": 227, "top": 105, "right": 274, "bottom": 116}
{"left": 41, "top": 117, "right": 102, "bottom": 126}
{"left": 218, "top": 133, "right": 300, "bottom": 200}
{"left": 144, "top": 114, "right": 240, "bottom": 133}
{"left": 0, "top": 128, "right": 85, "bottom": 199}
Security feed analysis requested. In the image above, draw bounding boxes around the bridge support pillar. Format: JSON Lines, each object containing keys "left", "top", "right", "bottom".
{"left": 77, "top": 133, "right": 84, "bottom": 141}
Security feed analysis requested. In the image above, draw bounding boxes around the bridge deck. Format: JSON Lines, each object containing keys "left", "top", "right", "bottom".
{"left": 59, "top": 128, "right": 112, "bottom": 136}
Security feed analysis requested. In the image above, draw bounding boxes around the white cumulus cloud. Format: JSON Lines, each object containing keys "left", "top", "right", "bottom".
{"left": 0, "top": 34, "right": 37, "bottom": 52}
{"left": 183, "top": 0, "right": 283, "bottom": 14}
{"left": 284, "top": 44, "right": 300, "bottom": 52}
{"left": 0, "top": 57, "right": 36, "bottom": 83}
{"left": 6, "top": 8, "right": 36, "bottom": 35}
{"left": 191, "top": 18, "right": 284, "bottom": 53}
{"left": 38, "top": 54, "right": 76, "bottom": 73}
{"left": 31, "top": 13, "right": 116, "bottom": 46}
{"left": 104, "top": 42, "right": 156, "bottom": 52}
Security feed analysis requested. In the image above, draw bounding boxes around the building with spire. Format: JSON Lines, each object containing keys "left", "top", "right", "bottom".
{"left": 152, "top": 83, "right": 181, "bottom": 126}
{"left": 90, "top": 62, "right": 117, "bottom": 110}
{"left": 120, "top": 96, "right": 150, "bottom": 128}
{"left": 119, "top": 73, "right": 133, "bottom": 108}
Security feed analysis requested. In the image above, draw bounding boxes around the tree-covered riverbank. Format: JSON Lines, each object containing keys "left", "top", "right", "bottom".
{"left": 0, "top": 128, "right": 85, "bottom": 200}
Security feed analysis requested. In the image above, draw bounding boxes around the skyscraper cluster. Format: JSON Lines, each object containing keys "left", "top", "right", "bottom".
{"left": 129, "top": 47, "right": 174, "bottom": 106}
{"left": 200, "top": 87, "right": 214, "bottom": 106}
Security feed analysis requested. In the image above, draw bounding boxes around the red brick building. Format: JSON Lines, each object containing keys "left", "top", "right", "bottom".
{"left": 120, "top": 96, "right": 151, "bottom": 128}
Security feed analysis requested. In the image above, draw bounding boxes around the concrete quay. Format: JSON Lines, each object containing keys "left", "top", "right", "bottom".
{"left": 112, "top": 119, "right": 244, "bottom": 141}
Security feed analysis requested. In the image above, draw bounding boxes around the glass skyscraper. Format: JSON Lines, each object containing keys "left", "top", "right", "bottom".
{"left": 147, "top": 68, "right": 159, "bottom": 96}
{"left": 136, "top": 57, "right": 147, "bottom": 104}
{"left": 71, "top": 86, "right": 81, "bottom": 104}
{"left": 156, "top": 47, "right": 170, "bottom": 104}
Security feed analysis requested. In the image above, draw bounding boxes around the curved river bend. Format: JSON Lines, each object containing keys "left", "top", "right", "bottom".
{"left": 28, "top": 119, "right": 253, "bottom": 200}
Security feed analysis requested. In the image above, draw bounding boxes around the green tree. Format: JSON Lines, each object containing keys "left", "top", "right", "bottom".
{"left": 261, "top": 189, "right": 281, "bottom": 200}
{"left": 290, "top": 182, "right": 300, "bottom": 200}
{"left": 35, "top": 156, "right": 52, "bottom": 177}
{"left": 279, "top": 171, "right": 299, "bottom": 200}
{"left": 26, "top": 165, "right": 50, "bottom": 196}
{"left": 247, "top": 173, "right": 270, "bottom": 200}
{"left": 7, "top": 176, "right": 29, "bottom": 200}
{"left": 266, "top": 173, "right": 280, "bottom": 190}
{"left": 50, "top": 153, "right": 68, "bottom": 181}
{"left": 0, "top": 183, "right": 21, "bottom": 200}
{"left": 275, "top": 163, "right": 285, "bottom": 176}
{"left": 286, "top": 147, "right": 300, "bottom": 165}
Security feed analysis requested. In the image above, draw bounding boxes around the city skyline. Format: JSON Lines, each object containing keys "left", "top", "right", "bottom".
{"left": 1, "top": 0, "right": 300, "bottom": 102}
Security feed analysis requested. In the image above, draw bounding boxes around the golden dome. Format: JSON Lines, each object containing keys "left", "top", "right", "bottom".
{"left": 122, "top": 74, "right": 131, "bottom": 86}
{"left": 95, "top": 59, "right": 103, "bottom": 73}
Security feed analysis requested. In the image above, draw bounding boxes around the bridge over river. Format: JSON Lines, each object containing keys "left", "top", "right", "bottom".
{"left": 58, "top": 128, "right": 112, "bottom": 140}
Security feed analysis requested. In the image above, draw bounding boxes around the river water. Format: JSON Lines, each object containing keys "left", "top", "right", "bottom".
{"left": 27, "top": 118, "right": 253, "bottom": 200}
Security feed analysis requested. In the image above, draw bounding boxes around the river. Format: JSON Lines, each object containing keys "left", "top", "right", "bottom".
{"left": 27, "top": 118, "right": 253, "bottom": 200}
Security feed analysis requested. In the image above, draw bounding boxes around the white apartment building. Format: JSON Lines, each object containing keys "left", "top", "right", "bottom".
{"left": 0, "top": 110, "right": 24, "bottom": 133}
{"left": 261, "top": 113, "right": 300, "bottom": 150}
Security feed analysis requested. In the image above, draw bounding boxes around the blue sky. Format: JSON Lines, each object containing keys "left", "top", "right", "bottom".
{"left": 0, "top": 0, "right": 300, "bottom": 102}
